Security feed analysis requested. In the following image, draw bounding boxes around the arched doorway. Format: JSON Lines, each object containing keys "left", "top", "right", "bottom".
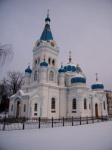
{"left": 95, "top": 103, "right": 98, "bottom": 117}
{"left": 16, "top": 101, "right": 20, "bottom": 118}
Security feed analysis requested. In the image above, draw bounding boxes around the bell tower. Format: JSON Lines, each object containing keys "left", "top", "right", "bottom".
{"left": 31, "top": 11, "right": 59, "bottom": 84}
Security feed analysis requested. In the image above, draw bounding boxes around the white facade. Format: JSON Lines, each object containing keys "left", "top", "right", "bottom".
{"left": 9, "top": 14, "right": 108, "bottom": 119}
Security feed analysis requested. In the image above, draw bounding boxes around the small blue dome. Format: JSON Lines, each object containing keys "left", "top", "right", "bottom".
{"left": 40, "top": 61, "right": 48, "bottom": 67}
{"left": 64, "top": 65, "right": 76, "bottom": 72}
{"left": 71, "top": 74, "right": 86, "bottom": 84}
{"left": 45, "top": 17, "right": 51, "bottom": 22}
{"left": 91, "top": 83, "right": 104, "bottom": 89}
{"left": 76, "top": 66, "right": 82, "bottom": 72}
{"left": 58, "top": 68, "right": 66, "bottom": 73}
{"left": 25, "top": 66, "right": 32, "bottom": 73}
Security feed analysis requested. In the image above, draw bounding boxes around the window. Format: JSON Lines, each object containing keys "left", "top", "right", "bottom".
{"left": 84, "top": 99, "right": 87, "bottom": 109}
{"left": 24, "top": 104, "right": 26, "bottom": 112}
{"left": 34, "top": 71, "right": 37, "bottom": 81}
{"left": 51, "top": 98, "right": 55, "bottom": 109}
{"left": 35, "top": 60, "right": 37, "bottom": 66}
{"left": 104, "top": 102, "right": 105, "bottom": 110}
{"left": 72, "top": 99, "right": 76, "bottom": 109}
{"left": 11, "top": 105, "right": 13, "bottom": 111}
{"left": 48, "top": 58, "right": 51, "bottom": 64}
{"left": 52, "top": 59, "right": 55, "bottom": 66}
{"left": 34, "top": 104, "right": 37, "bottom": 111}
{"left": 49, "top": 71, "right": 54, "bottom": 81}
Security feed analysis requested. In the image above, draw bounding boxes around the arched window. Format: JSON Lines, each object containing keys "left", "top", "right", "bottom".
{"left": 52, "top": 59, "right": 55, "bottom": 66}
{"left": 34, "top": 71, "right": 37, "bottom": 81}
{"left": 104, "top": 101, "right": 105, "bottom": 110}
{"left": 34, "top": 103, "right": 37, "bottom": 111}
{"left": 72, "top": 99, "right": 76, "bottom": 109}
{"left": 48, "top": 58, "right": 51, "bottom": 65}
{"left": 49, "top": 70, "right": 54, "bottom": 81}
{"left": 35, "top": 60, "right": 37, "bottom": 66}
{"left": 51, "top": 98, "right": 55, "bottom": 109}
{"left": 84, "top": 99, "right": 87, "bottom": 109}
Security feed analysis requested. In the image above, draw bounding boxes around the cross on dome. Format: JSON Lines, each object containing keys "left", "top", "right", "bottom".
{"left": 47, "top": 9, "right": 49, "bottom": 17}
{"left": 61, "top": 62, "right": 63, "bottom": 68}
{"left": 69, "top": 51, "right": 72, "bottom": 63}
{"left": 95, "top": 73, "right": 98, "bottom": 82}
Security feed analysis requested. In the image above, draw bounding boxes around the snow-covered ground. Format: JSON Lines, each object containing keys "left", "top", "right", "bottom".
{"left": 0, "top": 122, "right": 112, "bottom": 150}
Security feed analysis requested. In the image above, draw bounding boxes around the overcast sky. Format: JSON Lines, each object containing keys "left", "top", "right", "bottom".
{"left": 0, "top": 0, "right": 112, "bottom": 90}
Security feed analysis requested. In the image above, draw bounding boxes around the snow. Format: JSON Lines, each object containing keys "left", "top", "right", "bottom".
{"left": 0, "top": 122, "right": 112, "bottom": 150}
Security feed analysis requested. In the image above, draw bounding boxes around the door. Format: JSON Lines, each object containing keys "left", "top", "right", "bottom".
{"left": 95, "top": 103, "right": 98, "bottom": 117}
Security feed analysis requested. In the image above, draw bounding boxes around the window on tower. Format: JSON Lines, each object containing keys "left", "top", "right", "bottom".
{"left": 48, "top": 58, "right": 51, "bottom": 65}
{"left": 52, "top": 59, "right": 55, "bottom": 66}
{"left": 35, "top": 60, "right": 37, "bottom": 66}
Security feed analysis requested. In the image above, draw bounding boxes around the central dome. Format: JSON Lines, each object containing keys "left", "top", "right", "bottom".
{"left": 64, "top": 63, "right": 76, "bottom": 72}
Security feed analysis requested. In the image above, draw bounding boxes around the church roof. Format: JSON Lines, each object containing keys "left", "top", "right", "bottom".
{"left": 25, "top": 65, "right": 32, "bottom": 73}
{"left": 40, "top": 25, "right": 53, "bottom": 41}
{"left": 40, "top": 11, "right": 53, "bottom": 41}
{"left": 91, "top": 74, "right": 104, "bottom": 90}
{"left": 71, "top": 73, "right": 86, "bottom": 83}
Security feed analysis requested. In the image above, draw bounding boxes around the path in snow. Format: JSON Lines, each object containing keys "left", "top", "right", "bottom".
{"left": 0, "top": 122, "right": 112, "bottom": 150}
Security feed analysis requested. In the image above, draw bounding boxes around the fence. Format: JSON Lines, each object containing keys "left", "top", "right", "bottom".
{"left": 0, "top": 115, "right": 112, "bottom": 131}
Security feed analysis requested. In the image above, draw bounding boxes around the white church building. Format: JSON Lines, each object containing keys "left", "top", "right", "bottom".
{"left": 9, "top": 12, "right": 108, "bottom": 119}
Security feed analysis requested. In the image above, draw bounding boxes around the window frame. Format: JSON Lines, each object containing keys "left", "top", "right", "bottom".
{"left": 84, "top": 99, "right": 87, "bottom": 109}
{"left": 72, "top": 99, "right": 76, "bottom": 110}
{"left": 34, "top": 103, "right": 37, "bottom": 111}
{"left": 49, "top": 70, "right": 54, "bottom": 81}
{"left": 51, "top": 98, "right": 55, "bottom": 110}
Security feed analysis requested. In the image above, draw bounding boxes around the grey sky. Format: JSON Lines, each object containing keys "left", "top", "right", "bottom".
{"left": 0, "top": 0, "right": 112, "bottom": 90}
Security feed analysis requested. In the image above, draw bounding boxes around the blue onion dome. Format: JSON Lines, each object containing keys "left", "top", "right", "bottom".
{"left": 91, "top": 83, "right": 104, "bottom": 89}
{"left": 91, "top": 73, "right": 104, "bottom": 89}
{"left": 25, "top": 64, "right": 32, "bottom": 73}
{"left": 71, "top": 73, "right": 86, "bottom": 83}
{"left": 64, "top": 64, "right": 76, "bottom": 72}
{"left": 40, "top": 55, "right": 48, "bottom": 67}
{"left": 45, "top": 17, "right": 51, "bottom": 22}
{"left": 76, "top": 64, "right": 82, "bottom": 73}
{"left": 58, "top": 62, "right": 66, "bottom": 73}
{"left": 64, "top": 51, "right": 77, "bottom": 72}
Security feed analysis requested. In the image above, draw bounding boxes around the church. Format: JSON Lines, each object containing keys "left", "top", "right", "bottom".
{"left": 8, "top": 12, "right": 108, "bottom": 119}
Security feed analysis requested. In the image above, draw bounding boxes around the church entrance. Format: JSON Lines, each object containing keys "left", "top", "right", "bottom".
{"left": 95, "top": 103, "right": 98, "bottom": 117}
{"left": 16, "top": 101, "right": 20, "bottom": 118}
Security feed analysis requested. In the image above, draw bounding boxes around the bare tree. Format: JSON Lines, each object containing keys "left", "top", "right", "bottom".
{"left": 7, "top": 71, "right": 24, "bottom": 95}
{"left": 0, "top": 43, "right": 13, "bottom": 67}
{"left": 0, "top": 78, "right": 10, "bottom": 112}
{"left": 0, "top": 71, "right": 24, "bottom": 112}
